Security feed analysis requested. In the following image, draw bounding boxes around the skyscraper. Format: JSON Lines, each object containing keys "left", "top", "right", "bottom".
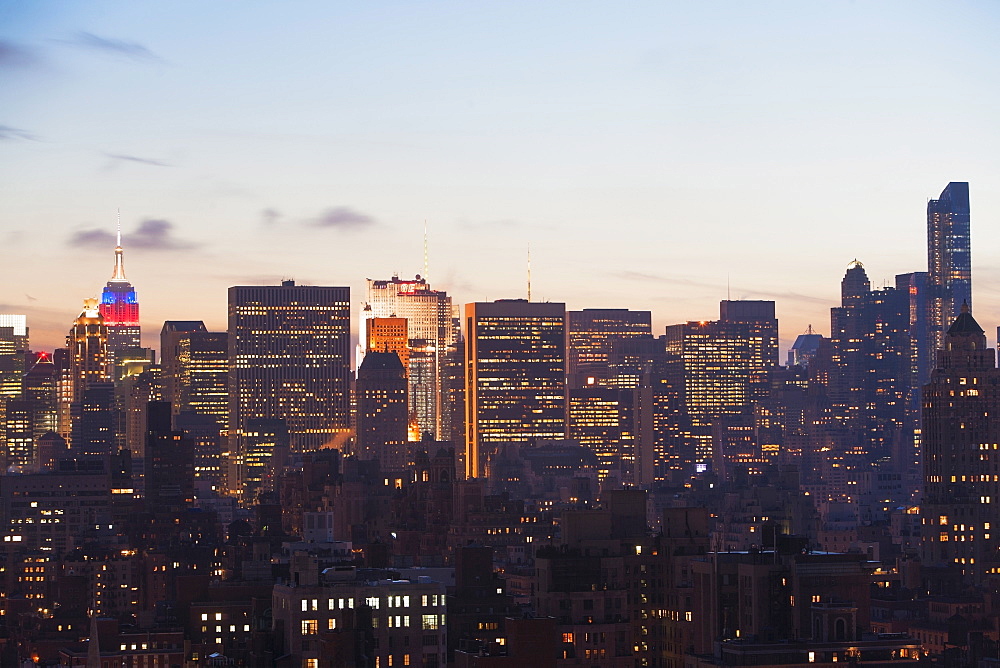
{"left": 161, "top": 321, "right": 229, "bottom": 428}
{"left": 927, "top": 182, "right": 971, "bottom": 358}
{"left": 228, "top": 280, "right": 351, "bottom": 452}
{"left": 829, "top": 262, "right": 911, "bottom": 464}
{"left": 99, "top": 229, "right": 140, "bottom": 357}
{"left": 364, "top": 275, "right": 458, "bottom": 442}
{"left": 567, "top": 308, "right": 651, "bottom": 384}
{"left": 68, "top": 298, "right": 110, "bottom": 406}
{"left": 355, "top": 351, "right": 409, "bottom": 471}
{"left": 921, "top": 304, "right": 1000, "bottom": 585}
{"left": 664, "top": 301, "right": 777, "bottom": 469}
{"left": 464, "top": 300, "right": 566, "bottom": 479}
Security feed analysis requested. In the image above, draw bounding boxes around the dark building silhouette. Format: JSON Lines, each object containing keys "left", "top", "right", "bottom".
{"left": 927, "top": 182, "right": 971, "bottom": 359}
{"left": 829, "top": 261, "right": 911, "bottom": 465}
{"left": 144, "top": 401, "right": 194, "bottom": 513}
{"left": 921, "top": 304, "right": 1000, "bottom": 585}
{"left": 71, "top": 381, "right": 116, "bottom": 457}
{"left": 355, "top": 351, "right": 409, "bottom": 471}
{"left": 228, "top": 280, "right": 351, "bottom": 453}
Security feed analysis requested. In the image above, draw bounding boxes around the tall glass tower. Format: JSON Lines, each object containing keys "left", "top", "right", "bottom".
{"left": 927, "top": 182, "right": 971, "bottom": 357}
{"left": 99, "top": 227, "right": 140, "bottom": 356}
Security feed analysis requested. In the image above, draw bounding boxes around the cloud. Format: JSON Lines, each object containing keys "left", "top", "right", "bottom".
{"left": 70, "top": 32, "right": 161, "bottom": 61}
{"left": 0, "top": 125, "right": 37, "bottom": 141}
{"left": 104, "top": 152, "right": 170, "bottom": 167}
{"left": 261, "top": 208, "right": 282, "bottom": 225}
{"left": 69, "top": 219, "right": 199, "bottom": 252}
{"left": 306, "top": 206, "right": 376, "bottom": 230}
{"left": 0, "top": 40, "right": 39, "bottom": 69}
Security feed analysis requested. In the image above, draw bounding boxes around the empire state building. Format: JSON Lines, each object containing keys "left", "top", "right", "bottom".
{"left": 99, "top": 228, "right": 140, "bottom": 356}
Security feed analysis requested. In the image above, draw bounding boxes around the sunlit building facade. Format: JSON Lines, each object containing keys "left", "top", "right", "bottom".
{"left": 228, "top": 281, "right": 351, "bottom": 453}
{"left": 464, "top": 300, "right": 566, "bottom": 479}
{"left": 365, "top": 275, "right": 458, "bottom": 442}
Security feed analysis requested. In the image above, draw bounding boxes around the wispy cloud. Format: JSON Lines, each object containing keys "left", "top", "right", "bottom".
{"left": 69, "top": 32, "right": 161, "bottom": 61}
{"left": 306, "top": 206, "right": 376, "bottom": 231}
{"left": 0, "top": 125, "right": 38, "bottom": 141}
{"left": 0, "top": 40, "right": 40, "bottom": 69}
{"left": 261, "top": 208, "right": 282, "bottom": 225}
{"left": 104, "top": 152, "right": 170, "bottom": 167}
{"left": 69, "top": 219, "right": 200, "bottom": 252}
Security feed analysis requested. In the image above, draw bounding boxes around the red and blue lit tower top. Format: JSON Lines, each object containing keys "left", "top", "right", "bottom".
{"left": 99, "top": 222, "right": 140, "bottom": 353}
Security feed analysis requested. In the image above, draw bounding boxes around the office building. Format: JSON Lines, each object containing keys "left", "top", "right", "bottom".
{"left": 921, "top": 305, "right": 1000, "bottom": 585}
{"left": 365, "top": 274, "right": 459, "bottom": 441}
{"left": 355, "top": 351, "right": 409, "bottom": 471}
{"left": 464, "top": 300, "right": 566, "bottom": 479}
{"left": 927, "top": 182, "right": 971, "bottom": 358}
{"left": 99, "top": 229, "right": 141, "bottom": 357}
{"left": 567, "top": 308, "right": 651, "bottom": 383}
{"left": 568, "top": 386, "right": 635, "bottom": 481}
{"left": 664, "top": 303, "right": 776, "bottom": 468}
{"left": 161, "top": 321, "right": 228, "bottom": 428}
{"left": 228, "top": 280, "right": 351, "bottom": 452}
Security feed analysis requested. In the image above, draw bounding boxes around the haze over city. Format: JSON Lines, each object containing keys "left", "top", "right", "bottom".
{"left": 2, "top": 1, "right": 999, "bottom": 352}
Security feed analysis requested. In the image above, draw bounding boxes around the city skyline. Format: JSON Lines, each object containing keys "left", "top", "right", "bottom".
{"left": 2, "top": 3, "right": 999, "bottom": 353}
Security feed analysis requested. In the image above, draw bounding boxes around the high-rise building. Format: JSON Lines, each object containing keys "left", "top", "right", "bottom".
{"left": 464, "top": 300, "right": 566, "bottom": 479}
{"left": 664, "top": 302, "right": 776, "bottom": 469}
{"left": 0, "top": 315, "right": 28, "bottom": 468}
{"left": 921, "top": 304, "right": 1000, "bottom": 585}
{"left": 364, "top": 275, "right": 459, "bottom": 442}
{"left": 161, "top": 321, "right": 228, "bottom": 428}
{"left": 68, "top": 299, "right": 110, "bottom": 404}
{"left": 829, "top": 262, "right": 911, "bottom": 464}
{"left": 99, "top": 229, "right": 140, "bottom": 357}
{"left": 720, "top": 300, "right": 778, "bottom": 399}
{"left": 568, "top": 386, "right": 635, "bottom": 482}
{"left": 365, "top": 316, "right": 410, "bottom": 375}
{"left": 228, "top": 280, "right": 351, "bottom": 452}
{"left": 567, "top": 309, "right": 651, "bottom": 384}
{"left": 144, "top": 401, "right": 194, "bottom": 514}
{"left": 355, "top": 351, "right": 409, "bottom": 471}
{"left": 927, "top": 182, "right": 971, "bottom": 358}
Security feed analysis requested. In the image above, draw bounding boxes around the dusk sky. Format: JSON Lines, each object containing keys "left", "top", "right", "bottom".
{"left": 2, "top": 1, "right": 999, "bottom": 354}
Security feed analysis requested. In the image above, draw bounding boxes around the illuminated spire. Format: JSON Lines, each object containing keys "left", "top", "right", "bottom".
{"left": 110, "top": 210, "right": 127, "bottom": 282}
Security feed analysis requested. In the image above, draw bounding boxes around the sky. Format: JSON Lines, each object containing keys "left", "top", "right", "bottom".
{"left": 2, "top": 1, "right": 999, "bottom": 355}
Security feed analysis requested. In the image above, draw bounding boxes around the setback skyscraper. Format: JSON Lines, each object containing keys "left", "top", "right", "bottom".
{"left": 99, "top": 228, "right": 140, "bottom": 357}
{"left": 228, "top": 280, "right": 351, "bottom": 452}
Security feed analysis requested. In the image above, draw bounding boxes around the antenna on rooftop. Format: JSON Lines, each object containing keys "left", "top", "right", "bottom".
{"left": 423, "top": 220, "right": 429, "bottom": 283}
{"left": 527, "top": 243, "right": 532, "bottom": 302}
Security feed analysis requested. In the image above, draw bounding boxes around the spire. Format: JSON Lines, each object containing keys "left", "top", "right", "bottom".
{"left": 86, "top": 608, "right": 101, "bottom": 668}
{"left": 110, "top": 211, "right": 127, "bottom": 282}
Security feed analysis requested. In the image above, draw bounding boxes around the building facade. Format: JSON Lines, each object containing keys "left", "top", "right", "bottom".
{"left": 463, "top": 300, "right": 566, "bottom": 479}
{"left": 228, "top": 280, "right": 351, "bottom": 453}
